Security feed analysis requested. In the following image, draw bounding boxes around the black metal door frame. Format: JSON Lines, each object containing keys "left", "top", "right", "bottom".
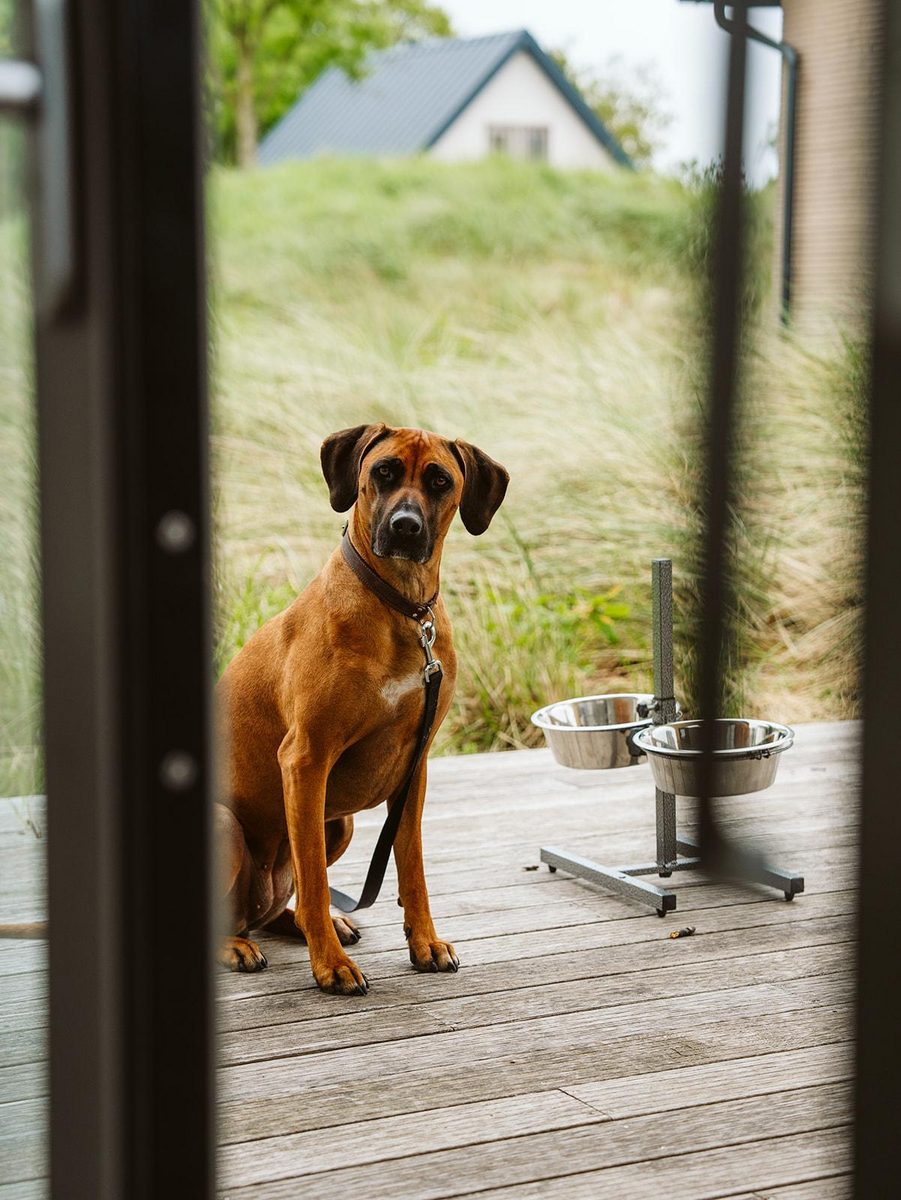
{"left": 852, "top": 1, "right": 901, "bottom": 1193}
{"left": 694, "top": 4, "right": 900, "bottom": 1196}
{"left": 9, "top": 0, "right": 901, "bottom": 1194}
{"left": 26, "top": 0, "right": 214, "bottom": 1195}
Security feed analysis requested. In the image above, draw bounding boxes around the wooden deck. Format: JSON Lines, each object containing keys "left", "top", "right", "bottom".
{"left": 1, "top": 722, "right": 859, "bottom": 1198}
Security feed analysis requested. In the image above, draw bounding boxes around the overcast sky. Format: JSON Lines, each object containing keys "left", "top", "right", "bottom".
{"left": 439, "top": 0, "right": 785, "bottom": 182}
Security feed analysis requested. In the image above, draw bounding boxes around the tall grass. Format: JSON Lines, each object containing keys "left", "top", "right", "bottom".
{"left": 662, "top": 169, "right": 867, "bottom": 722}
{"left": 0, "top": 155, "right": 870, "bottom": 794}
{"left": 665, "top": 170, "right": 780, "bottom": 718}
{"left": 0, "top": 125, "right": 42, "bottom": 797}
{"left": 210, "top": 159, "right": 701, "bottom": 751}
{"left": 739, "top": 332, "right": 868, "bottom": 718}
{"left": 210, "top": 156, "right": 867, "bottom": 752}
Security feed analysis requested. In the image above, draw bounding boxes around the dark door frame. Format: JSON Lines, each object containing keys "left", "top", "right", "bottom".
{"left": 18, "top": 0, "right": 901, "bottom": 1195}
{"left": 852, "top": 1, "right": 901, "bottom": 1193}
{"left": 32, "top": 1, "right": 214, "bottom": 1196}
{"left": 693, "top": 4, "right": 901, "bottom": 1196}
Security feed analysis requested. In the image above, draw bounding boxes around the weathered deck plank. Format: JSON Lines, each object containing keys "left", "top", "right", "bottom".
{"left": 217, "top": 1004, "right": 852, "bottom": 1143}
{"left": 219, "top": 1089, "right": 609, "bottom": 1189}
{"left": 0, "top": 722, "right": 860, "bottom": 1196}
{"left": 211, "top": 946, "right": 850, "bottom": 1071}
{"left": 447, "top": 1126, "right": 851, "bottom": 1200}
{"left": 762, "top": 1178, "right": 852, "bottom": 1199}
{"left": 221, "top": 1084, "right": 851, "bottom": 1199}
{"left": 563, "top": 1043, "right": 853, "bottom": 1118}
{"left": 217, "top": 1048, "right": 852, "bottom": 1190}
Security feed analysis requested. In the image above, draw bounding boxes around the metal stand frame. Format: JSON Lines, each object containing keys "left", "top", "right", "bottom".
{"left": 539, "top": 560, "right": 804, "bottom": 916}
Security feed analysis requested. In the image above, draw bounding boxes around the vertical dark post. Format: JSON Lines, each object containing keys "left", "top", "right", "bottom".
{"left": 853, "top": 1, "right": 901, "bottom": 1193}
{"left": 117, "top": 1, "right": 215, "bottom": 1194}
{"left": 652, "top": 560, "right": 677, "bottom": 872}
{"left": 36, "top": 0, "right": 214, "bottom": 1195}
{"left": 697, "top": 3, "right": 748, "bottom": 854}
{"left": 651, "top": 559, "right": 676, "bottom": 720}
{"left": 780, "top": 46, "right": 798, "bottom": 323}
{"left": 713, "top": 2, "right": 798, "bottom": 324}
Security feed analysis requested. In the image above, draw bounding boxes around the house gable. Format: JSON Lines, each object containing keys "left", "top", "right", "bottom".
{"left": 430, "top": 49, "right": 618, "bottom": 170}
{"left": 259, "top": 30, "right": 632, "bottom": 169}
{"left": 427, "top": 32, "right": 632, "bottom": 168}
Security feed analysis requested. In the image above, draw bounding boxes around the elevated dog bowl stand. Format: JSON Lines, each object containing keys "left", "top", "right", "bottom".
{"left": 539, "top": 559, "right": 804, "bottom": 916}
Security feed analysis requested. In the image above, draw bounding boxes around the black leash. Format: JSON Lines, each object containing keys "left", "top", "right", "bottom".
{"left": 328, "top": 531, "right": 444, "bottom": 913}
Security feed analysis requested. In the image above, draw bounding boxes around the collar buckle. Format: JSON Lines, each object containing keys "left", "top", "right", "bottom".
{"left": 423, "top": 658, "right": 443, "bottom": 682}
{"left": 418, "top": 607, "right": 442, "bottom": 681}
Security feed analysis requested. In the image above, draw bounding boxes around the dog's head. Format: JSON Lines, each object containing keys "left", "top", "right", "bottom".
{"left": 320, "top": 424, "right": 509, "bottom": 563}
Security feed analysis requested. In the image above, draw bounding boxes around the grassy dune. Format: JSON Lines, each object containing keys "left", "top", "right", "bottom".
{"left": 210, "top": 157, "right": 866, "bottom": 755}
{"left": 211, "top": 159, "right": 699, "bottom": 755}
{"left": 0, "top": 154, "right": 866, "bottom": 792}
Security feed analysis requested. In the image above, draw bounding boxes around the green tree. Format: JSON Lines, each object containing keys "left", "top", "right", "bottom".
{"left": 551, "top": 49, "right": 672, "bottom": 169}
{"left": 208, "top": 0, "right": 452, "bottom": 168}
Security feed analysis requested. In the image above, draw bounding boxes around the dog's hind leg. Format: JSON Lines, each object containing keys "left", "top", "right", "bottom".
{"left": 216, "top": 804, "right": 269, "bottom": 972}
{"left": 324, "top": 816, "right": 360, "bottom": 943}
{"left": 264, "top": 816, "right": 359, "bottom": 945}
{"left": 264, "top": 908, "right": 359, "bottom": 945}
{"left": 219, "top": 934, "right": 268, "bottom": 972}
{"left": 325, "top": 815, "right": 354, "bottom": 865}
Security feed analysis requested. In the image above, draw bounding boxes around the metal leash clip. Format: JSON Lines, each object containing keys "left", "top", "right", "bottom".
{"left": 418, "top": 607, "right": 443, "bottom": 682}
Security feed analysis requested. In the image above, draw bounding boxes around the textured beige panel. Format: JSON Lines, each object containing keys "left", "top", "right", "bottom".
{"left": 776, "top": 0, "right": 884, "bottom": 334}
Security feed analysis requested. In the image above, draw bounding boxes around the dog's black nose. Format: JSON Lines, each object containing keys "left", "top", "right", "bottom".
{"left": 390, "top": 509, "right": 423, "bottom": 537}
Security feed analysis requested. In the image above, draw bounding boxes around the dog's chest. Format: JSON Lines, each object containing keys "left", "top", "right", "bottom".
{"left": 324, "top": 651, "right": 453, "bottom": 817}
{"left": 379, "top": 670, "right": 423, "bottom": 708}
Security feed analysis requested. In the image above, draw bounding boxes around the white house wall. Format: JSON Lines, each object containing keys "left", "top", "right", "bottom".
{"left": 429, "top": 50, "right": 615, "bottom": 170}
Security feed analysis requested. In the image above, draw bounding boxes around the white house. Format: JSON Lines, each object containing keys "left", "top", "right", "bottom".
{"left": 259, "top": 30, "right": 632, "bottom": 172}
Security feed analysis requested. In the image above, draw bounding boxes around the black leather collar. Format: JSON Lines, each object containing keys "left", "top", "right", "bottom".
{"left": 340, "top": 529, "right": 438, "bottom": 622}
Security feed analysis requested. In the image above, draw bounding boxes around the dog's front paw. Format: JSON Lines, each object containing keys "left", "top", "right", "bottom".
{"left": 312, "top": 953, "right": 370, "bottom": 996}
{"left": 219, "top": 936, "right": 268, "bottom": 972}
{"left": 407, "top": 934, "right": 459, "bottom": 973}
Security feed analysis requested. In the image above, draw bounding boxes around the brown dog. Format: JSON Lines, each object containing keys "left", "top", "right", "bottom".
{"left": 217, "top": 424, "right": 509, "bottom": 994}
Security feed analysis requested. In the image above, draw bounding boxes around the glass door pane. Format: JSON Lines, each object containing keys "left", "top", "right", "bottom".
{"left": 0, "top": 16, "right": 48, "bottom": 1193}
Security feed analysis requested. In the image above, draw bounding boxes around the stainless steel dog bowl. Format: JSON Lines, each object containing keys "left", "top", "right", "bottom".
{"left": 531, "top": 693, "right": 654, "bottom": 770}
{"left": 633, "top": 718, "right": 794, "bottom": 797}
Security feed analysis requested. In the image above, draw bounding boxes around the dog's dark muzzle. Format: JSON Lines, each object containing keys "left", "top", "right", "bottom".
{"left": 373, "top": 503, "right": 431, "bottom": 562}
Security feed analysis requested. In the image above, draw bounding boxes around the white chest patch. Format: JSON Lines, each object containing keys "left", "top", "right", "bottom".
{"left": 380, "top": 672, "right": 422, "bottom": 707}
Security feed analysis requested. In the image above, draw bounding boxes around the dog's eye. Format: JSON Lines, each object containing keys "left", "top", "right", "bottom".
{"left": 376, "top": 465, "right": 393, "bottom": 480}
{"left": 432, "top": 474, "right": 449, "bottom": 490}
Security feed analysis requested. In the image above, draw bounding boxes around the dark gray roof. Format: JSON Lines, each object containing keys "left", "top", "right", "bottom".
{"left": 259, "top": 30, "right": 633, "bottom": 168}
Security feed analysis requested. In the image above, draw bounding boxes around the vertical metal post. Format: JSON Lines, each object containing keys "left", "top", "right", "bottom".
{"left": 655, "top": 789, "right": 677, "bottom": 876}
{"left": 696, "top": 0, "right": 748, "bottom": 863}
{"left": 31, "top": 0, "right": 215, "bottom": 1196}
{"left": 853, "top": 1, "right": 901, "bottom": 1194}
{"left": 117, "top": 1, "right": 215, "bottom": 1194}
{"left": 652, "top": 559, "right": 677, "bottom": 873}
{"left": 780, "top": 45, "right": 799, "bottom": 322}
{"left": 651, "top": 559, "right": 677, "bottom": 721}
{"left": 693, "top": 6, "right": 804, "bottom": 906}
{"left": 713, "top": 1, "right": 799, "bottom": 325}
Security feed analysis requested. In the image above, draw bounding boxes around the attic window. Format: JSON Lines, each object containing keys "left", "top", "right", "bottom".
{"left": 488, "top": 125, "right": 549, "bottom": 162}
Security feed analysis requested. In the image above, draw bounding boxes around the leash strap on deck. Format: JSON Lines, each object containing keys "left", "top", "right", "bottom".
{"left": 329, "top": 532, "right": 444, "bottom": 913}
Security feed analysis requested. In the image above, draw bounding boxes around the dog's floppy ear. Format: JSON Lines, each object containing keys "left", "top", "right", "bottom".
{"left": 450, "top": 440, "right": 510, "bottom": 535}
{"left": 320, "top": 423, "right": 390, "bottom": 512}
